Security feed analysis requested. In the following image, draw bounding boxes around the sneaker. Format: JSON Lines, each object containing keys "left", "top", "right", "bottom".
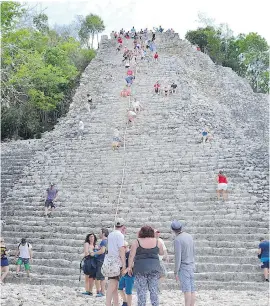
{"left": 96, "top": 292, "right": 105, "bottom": 297}
{"left": 82, "top": 292, "right": 91, "bottom": 295}
{"left": 266, "top": 279, "right": 269, "bottom": 282}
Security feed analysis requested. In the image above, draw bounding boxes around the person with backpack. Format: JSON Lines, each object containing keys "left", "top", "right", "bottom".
{"left": 15, "top": 238, "right": 33, "bottom": 278}
{"left": 82, "top": 233, "right": 98, "bottom": 296}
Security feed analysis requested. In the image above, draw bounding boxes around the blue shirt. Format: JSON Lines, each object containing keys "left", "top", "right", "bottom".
{"left": 97, "top": 239, "right": 107, "bottom": 262}
{"left": 259, "top": 240, "right": 269, "bottom": 263}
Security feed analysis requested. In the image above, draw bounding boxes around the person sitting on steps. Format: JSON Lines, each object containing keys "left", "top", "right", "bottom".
{"left": 112, "top": 129, "right": 122, "bottom": 150}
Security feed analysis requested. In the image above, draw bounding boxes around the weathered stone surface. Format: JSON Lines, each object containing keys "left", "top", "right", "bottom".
{"left": 1, "top": 32, "right": 268, "bottom": 290}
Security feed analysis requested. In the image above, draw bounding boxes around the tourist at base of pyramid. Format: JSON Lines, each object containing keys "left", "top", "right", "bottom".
{"left": 92, "top": 228, "right": 109, "bottom": 297}
{"left": 118, "top": 241, "right": 134, "bottom": 306}
{"left": 258, "top": 238, "right": 269, "bottom": 282}
{"left": 15, "top": 238, "right": 33, "bottom": 278}
{"left": 106, "top": 220, "right": 126, "bottom": 306}
{"left": 82, "top": 233, "right": 98, "bottom": 296}
{"left": 171, "top": 221, "right": 196, "bottom": 306}
{"left": 127, "top": 226, "right": 164, "bottom": 306}
{"left": 0, "top": 237, "right": 10, "bottom": 283}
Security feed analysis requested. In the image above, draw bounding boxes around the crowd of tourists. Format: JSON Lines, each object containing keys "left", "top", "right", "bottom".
{"left": 1, "top": 26, "right": 269, "bottom": 306}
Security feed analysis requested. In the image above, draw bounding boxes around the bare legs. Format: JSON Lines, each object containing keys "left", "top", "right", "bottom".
{"left": 106, "top": 279, "right": 119, "bottom": 306}
{"left": 96, "top": 279, "right": 106, "bottom": 294}
{"left": 263, "top": 268, "right": 269, "bottom": 280}
{"left": 1, "top": 266, "right": 9, "bottom": 282}
{"left": 217, "top": 189, "right": 228, "bottom": 201}
{"left": 184, "top": 292, "right": 196, "bottom": 306}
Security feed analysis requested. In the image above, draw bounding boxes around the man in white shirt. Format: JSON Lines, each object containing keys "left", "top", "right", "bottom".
{"left": 106, "top": 219, "right": 126, "bottom": 306}
{"left": 78, "top": 120, "right": 84, "bottom": 140}
{"left": 15, "top": 238, "right": 33, "bottom": 277}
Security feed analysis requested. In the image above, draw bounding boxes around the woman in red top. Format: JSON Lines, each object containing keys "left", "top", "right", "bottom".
{"left": 154, "top": 52, "right": 158, "bottom": 62}
{"left": 216, "top": 171, "right": 228, "bottom": 200}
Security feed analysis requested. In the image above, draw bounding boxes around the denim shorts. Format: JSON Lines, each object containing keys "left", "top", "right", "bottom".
{"left": 178, "top": 267, "right": 195, "bottom": 292}
{"left": 96, "top": 261, "right": 105, "bottom": 280}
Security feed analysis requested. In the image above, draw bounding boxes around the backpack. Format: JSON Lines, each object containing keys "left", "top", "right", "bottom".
{"left": 79, "top": 255, "right": 97, "bottom": 281}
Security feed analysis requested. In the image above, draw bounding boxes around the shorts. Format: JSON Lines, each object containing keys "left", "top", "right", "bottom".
{"left": 84, "top": 267, "right": 96, "bottom": 279}
{"left": 118, "top": 274, "right": 135, "bottom": 295}
{"left": 16, "top": 258, "right": 30, "bottom": 270}
{"left": 179, "top": 267, "right": 195, "bottom": 292}
{"left": 261, "top": 262, "right": 269, "bottom": 269}
{"left": 45, "top": 200, "right": 55, "bottom": 208}
{"left": 1, "top": 258, "right": 9, "bottom": 267}
{"left": 96, "top": 261, "right": 105, "bottom": 280}
{"left": 217, "top": 183, "right": 227, "bottom": 190}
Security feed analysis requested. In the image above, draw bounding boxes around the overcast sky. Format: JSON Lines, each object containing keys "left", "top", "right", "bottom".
{"left": 25, "top": 0, "right": 270, "bottom": 42}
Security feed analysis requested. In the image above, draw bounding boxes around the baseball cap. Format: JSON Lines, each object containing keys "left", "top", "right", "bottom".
{"left": 115, "top": 218, "right": 125, "bottom": 228}
{"left": 50, "top": 182, "right": 55, "bottom": 186}
{"left": 171, "top": 220, "right": 182, "bottom": 231}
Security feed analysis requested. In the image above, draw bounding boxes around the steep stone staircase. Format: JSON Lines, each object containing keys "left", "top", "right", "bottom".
{"left": 1, "top": 32, "right": 269, "bottom": 291}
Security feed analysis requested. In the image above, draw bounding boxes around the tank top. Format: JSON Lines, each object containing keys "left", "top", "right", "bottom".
{"left": 133, "top": 239, "right": 161, "bottom": 275}
{"left": 1, "top": 246, "right": 7, "bottom": 259}
{"left": 218, "top": 175, "right": 228, "bottom": 184}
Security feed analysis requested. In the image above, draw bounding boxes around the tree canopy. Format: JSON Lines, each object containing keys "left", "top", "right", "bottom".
{"left": 1, "top": 2, "right": 103, "bottom": 140}
{"left": 185, "top": 15, "right": 269, "bottom": 93}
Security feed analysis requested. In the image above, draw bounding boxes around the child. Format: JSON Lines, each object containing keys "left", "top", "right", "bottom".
{"left": 118, "top": 242, "right": 135, "bottom": 306}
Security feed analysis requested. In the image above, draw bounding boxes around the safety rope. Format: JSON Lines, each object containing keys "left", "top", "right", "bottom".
{"left": 113, "top": 94, "right": 131, "bottom": 229}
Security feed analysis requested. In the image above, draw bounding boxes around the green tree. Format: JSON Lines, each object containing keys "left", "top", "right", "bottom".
{"left": 79, "top": 14, "right": 105, "bottom": 48}
{"left": 1, "top": 3, "right": 96, "bottom": 140}
{"left": 0, "top": 1, "right": 24, "bottom": 31}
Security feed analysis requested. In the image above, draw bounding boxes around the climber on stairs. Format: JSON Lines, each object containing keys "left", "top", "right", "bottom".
{"left": 44, "top": 183, "right": 58, "bottom": 217}
{"left": 170, "top": 82, "right": 178, "bottom": 94}
{"left": 112, "top": 129, "right": 122, "bottom": 150}
{"left": 216, "top": 171, "right": 228, "bottom": 201}
{"left": 127, "top": 109, "right": 137, "bottom": 125}
{"left": 132, "top": 98, "right": 144, "bottom": 113}
{"left": 154, "top": 81, "right": 161, "bottom": 94}
{"left": 78, "top": 119, "right": 84, "bottom": 140}
{"left": 154, "top": 52, "right": 159, "bottom": 62}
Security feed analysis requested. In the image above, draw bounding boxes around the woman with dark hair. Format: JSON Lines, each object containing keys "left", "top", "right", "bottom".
{"left": 82, "top": 233, "right": 98, "bottom": 295}
{"left": 127, "top": 226, "right": 164, "bottom": 306}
